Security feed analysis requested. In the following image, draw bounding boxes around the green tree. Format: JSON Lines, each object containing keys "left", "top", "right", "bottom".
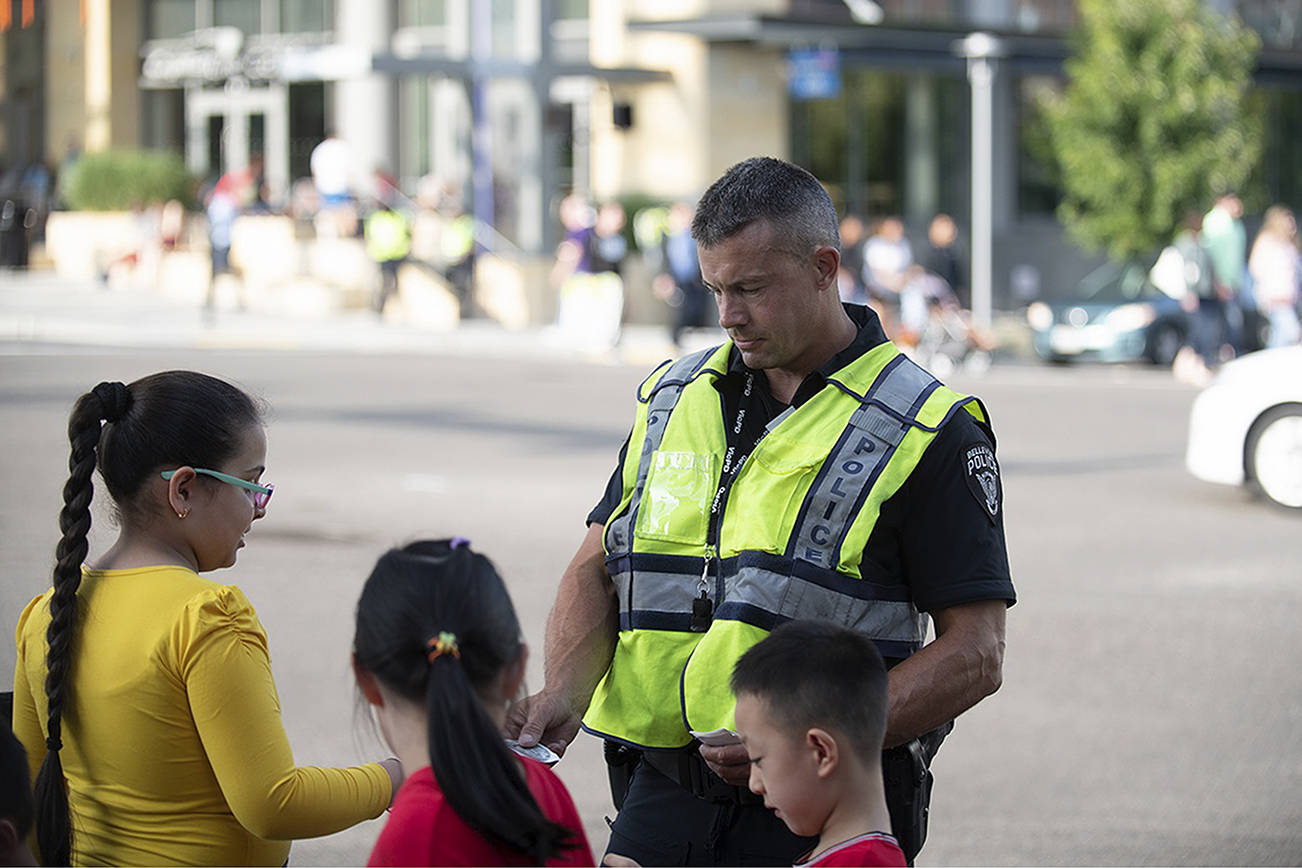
{"left": 1048, "top": 0, "right": 1262, "bottom": 261}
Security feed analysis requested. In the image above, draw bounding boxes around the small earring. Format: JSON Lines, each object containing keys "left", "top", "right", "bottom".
{"left": 176, "top": 509, "right": 189, "bottom": 520}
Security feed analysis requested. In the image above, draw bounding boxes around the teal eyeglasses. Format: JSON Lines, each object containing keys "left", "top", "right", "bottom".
{"left": 161, "top": 469, "right": 274, "bottom": 509}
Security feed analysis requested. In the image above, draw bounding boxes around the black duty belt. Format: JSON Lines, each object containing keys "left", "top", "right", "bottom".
{"left": 639, "top": 747, "right": 764, "bottom": 806}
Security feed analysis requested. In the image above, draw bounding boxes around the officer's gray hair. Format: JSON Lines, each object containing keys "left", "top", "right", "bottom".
{"left": 690, "top": 157, "right": 840, "bottom": 257}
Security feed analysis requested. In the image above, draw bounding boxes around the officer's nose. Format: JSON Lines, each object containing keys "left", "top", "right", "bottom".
{"left": 716, "top": 291, "right": 746, "bottom": 331}
{"left": 747, "top": 764, "right": 764, "bottom": 796}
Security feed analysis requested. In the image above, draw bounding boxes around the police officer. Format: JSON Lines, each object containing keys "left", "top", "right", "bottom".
{"left": 507, "top": 157, "right": 1015, "bottom": 866}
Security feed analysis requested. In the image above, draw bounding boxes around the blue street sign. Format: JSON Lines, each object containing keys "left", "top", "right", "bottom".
{"left": 788, "top": 48, "right": 841, "bottom": 100}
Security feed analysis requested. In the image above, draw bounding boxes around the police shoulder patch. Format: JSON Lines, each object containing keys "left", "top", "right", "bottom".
{"left": 963, "top": 443, "right": 1001, "bottom": 523}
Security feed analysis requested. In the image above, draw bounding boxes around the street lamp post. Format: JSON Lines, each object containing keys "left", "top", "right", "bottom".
{"left": 955, "top": 32, "right": 1005, "bottom": 333}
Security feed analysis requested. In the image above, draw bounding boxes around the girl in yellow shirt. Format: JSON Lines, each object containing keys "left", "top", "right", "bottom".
{"left": 12, "top": 372, "right": 402, "bottom": 866}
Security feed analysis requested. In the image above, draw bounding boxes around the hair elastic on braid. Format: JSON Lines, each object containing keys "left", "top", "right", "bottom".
{"left": 427, "top": 631, "right": 460, "bottom": 662}
{"left": 91, "top": 381, "right": 132, "bottom": 423}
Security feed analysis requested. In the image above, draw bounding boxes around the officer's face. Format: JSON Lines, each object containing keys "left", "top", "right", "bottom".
{"left": 734, "top": 692, "right": 833, "bottom": 838}
{"left": 699, "top": 221, "right": 835, "bottom": 377}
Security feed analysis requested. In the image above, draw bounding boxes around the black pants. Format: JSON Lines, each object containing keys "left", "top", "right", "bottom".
{"left": 605, "top": 759, "right": 814, "bottom": 866}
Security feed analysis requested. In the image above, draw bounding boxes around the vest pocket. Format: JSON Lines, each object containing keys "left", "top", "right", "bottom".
{"left": 635, "top": 451, "right": 718, "bottom": 545}
{"left": 725, "top": 434, "right": 826, "bottom": 552}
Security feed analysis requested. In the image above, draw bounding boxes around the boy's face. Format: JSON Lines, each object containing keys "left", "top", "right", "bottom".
{"left": 734, "top": 692, "right": 833, "bottom": 838}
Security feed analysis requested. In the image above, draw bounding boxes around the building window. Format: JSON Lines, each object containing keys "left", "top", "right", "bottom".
{"left": 147, "top": 0, "right": 195, "bottom": 40}
{"left": 1017, "top": 74, "right": 1062, "bottom": 218}
{"left": 400, "top": 0, "right": 445, "bottom": 26}
{"left": 1255, "top": 87, "right": 1302, "bottom": 208}
{"left": 289, "top": 82, "right": 326, "bottom": 181}
{"left": 142, "top": 89, "right": 186, "bottom": 152}
{"left": 399, "top": 77, "right": 432, "bottom": 184}
{"left": 281, "top": 0, "right": 332, "bottom": 33}
{"left": 214, "top": 0, "right": 261, "bottom": 34}
{"left": 555, "top": 0, "right": 588, "bottom": 19}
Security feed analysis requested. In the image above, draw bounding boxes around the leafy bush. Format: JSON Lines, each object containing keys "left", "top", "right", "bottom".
{"left": 1047, "top": 0, "right": 1262, "bottom": 261}
{"left": 63, "top": 150, "right": 194, "bottom": 211}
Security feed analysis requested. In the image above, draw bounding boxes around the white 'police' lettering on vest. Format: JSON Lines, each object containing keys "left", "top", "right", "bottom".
{"left": 964, "top": 443, "right": 1001, "bottom": 523}
{"left": 800, "top": 433, "right": 879, "bottom": 564}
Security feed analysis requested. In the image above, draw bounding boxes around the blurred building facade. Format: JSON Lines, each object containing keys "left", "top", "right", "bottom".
{"left": 4, "top": 0, "right": 1302, "bottom": 306}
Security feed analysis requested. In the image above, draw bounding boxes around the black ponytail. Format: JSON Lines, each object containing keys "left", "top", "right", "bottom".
{"left": 354, "top": 541, "right": 573, "bottom": 863}
{"left": 34, "top": 373, "right": 260, "bottom": 866}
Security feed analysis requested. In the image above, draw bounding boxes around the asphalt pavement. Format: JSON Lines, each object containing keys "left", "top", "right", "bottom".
{"left": 2, "top": 271, "right": 1300, "bottom": 866}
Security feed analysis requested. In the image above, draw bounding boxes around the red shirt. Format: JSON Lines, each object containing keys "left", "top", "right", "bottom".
{"left": 796, "top": 832, "right": 907, "bottom": 867}
{"left": 368, "top": 760, "right": 594, "bottom": 867}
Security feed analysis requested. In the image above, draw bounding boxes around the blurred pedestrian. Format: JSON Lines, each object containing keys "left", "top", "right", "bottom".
{"left": 923, "top": 213, "right": 966, "bottom": 309}
{"left": 1200, "top": 193, "right": 1245, "bottom": 358}
{"left": 1176, "top": 212, "right": 1221, "bottom": 372}
{"left": 654, "top": 201, "right": 712, "bottom": 348}
{"left": 353, "top": 539, "right": 594, "bottom": 867}
{"left": 11, "top": 373, "right": 400, "bottom": 866}
{"left": 550, "top": 193, "right": 596, "bottom": 287}
{"left": 863, "top": 216, "right": 912, "bottom": 336}
{"left": 204, "top": 155, "right": 263, "bottom": 315}
{"left": 311, "top": 130, "right": 356, "bottom": 237}
{"left": 589, "top": 201, "right": 629, "bottom": 277}
{"left": 1249, "top": 205, "right": 1302, "bottom": 348}
{"left": 837, "top": 214, "right": 868, "bottom": 304}
{"left": 365, "top": 201, "right": 412, "bottom": 315}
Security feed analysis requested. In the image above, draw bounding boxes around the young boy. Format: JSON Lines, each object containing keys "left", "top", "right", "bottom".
{"left": 731, "top": 621, "right": 906, "bottom": 867}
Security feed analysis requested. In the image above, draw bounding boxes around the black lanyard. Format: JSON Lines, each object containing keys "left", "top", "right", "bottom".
{"left": 693, "top": 371, "right": 780, "bottom": 631}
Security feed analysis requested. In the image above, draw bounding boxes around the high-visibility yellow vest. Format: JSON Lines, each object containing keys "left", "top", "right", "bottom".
{"left": 581, "top": 340, "right": 989, "bottom": 750}
{"left": 365, "top": 209, "right": 411, "bottom": 262}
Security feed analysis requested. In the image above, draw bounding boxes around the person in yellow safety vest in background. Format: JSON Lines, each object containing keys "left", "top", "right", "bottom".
{"left": 507, "top": 157, "right": 1015, "bottom": 866}
{"left": 364, "top": 203, "right": 411, "bottom": 315}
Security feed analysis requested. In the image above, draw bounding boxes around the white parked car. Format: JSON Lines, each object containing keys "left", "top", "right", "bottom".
{"left": 1186, "top": 346, "right": 1302, "bottom": 511}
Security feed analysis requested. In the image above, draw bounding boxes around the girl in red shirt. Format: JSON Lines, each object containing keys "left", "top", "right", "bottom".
{"left": 353, "top": 539, "right": 594, "bottom": 867}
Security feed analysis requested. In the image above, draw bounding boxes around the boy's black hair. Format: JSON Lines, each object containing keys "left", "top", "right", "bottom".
{"left": 353, "top": 540, "right": 573, "bottom": 864}
{"left": 731, "top": 620, "right": 889, "bottom": 765}
{"left": 1, "top": 723, "right": 34, "bottom": 840}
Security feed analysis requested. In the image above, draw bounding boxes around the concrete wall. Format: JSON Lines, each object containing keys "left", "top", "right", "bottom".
{"left": 45, "top": 0, "right": 141, "bottom": 162}
{"left": 43, "top": 0, "right": 85, "bottom": 164}
{"left": 704, "top": 45, "right": 788, "bottom": 181}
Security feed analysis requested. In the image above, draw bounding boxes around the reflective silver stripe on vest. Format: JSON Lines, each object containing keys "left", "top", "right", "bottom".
{"left": 612, "top": 560, "right": 922, "bottom": 645}
{"left": 790, "top": 356, "right": 940, "bottom": 568}
{"left": 723, "top": 566, "right": 925, "bottom": 646}
{"left": 610, "top": 565, "right": 701, "bottom": 616}
{"left": 605, "top": 347, "right": 719, "bottom": 554}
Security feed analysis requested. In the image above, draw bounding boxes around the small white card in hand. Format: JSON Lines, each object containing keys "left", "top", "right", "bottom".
{"left": 506, "top": 739, "right": 561, "bottom": 766}
{"left": 690, "top": 728, "right": 741, "bottom": 747}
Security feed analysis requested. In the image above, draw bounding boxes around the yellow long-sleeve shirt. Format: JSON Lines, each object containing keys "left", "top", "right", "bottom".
{"left": 12, "top": 565, "right": 390, "bottom": 866}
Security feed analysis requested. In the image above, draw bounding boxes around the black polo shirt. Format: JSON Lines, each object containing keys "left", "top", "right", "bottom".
{"left": 588, "top": 305, "right": 1016, "bottom": 641}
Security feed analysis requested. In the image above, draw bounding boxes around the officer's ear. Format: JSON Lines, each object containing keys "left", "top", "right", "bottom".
{"left": 806, "top": 727, "right": 839, "bottom": 778}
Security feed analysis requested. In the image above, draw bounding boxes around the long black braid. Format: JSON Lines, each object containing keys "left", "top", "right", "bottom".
{"left": 35, "top": 381, "right": 130, "bottom": 866}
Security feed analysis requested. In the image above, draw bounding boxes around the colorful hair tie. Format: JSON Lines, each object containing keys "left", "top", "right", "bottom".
{"left": 427, "top": 631, "right": 461, "bottom": 662}
{"left": 451, "top": 536, "right": 471, "bottom": 549}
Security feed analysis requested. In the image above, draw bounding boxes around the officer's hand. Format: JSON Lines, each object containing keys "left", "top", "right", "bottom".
{"left": 602, "top": 855, "right": 642, "bottom": 867}
{"left": 504, "top": 690, "right": 580, "bottom": 758}
{"left": 699, "top": 742, "right": 752, "bottom": 787}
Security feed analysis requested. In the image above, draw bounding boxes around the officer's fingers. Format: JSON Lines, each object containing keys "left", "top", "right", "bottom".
{"left": 502, "top": 697, "right": 531, "bottom": 738}
{"left": 603, "top": 854, "right": 643, "bottom": 867}
{"left": 699, "top": 742, "right": 749, "bottom": 766}
{"left": 543, "top": 715, "right": 580, "bottom": 757}
{"left": 514, "top": 696, "right": 551, "bottom": 747}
